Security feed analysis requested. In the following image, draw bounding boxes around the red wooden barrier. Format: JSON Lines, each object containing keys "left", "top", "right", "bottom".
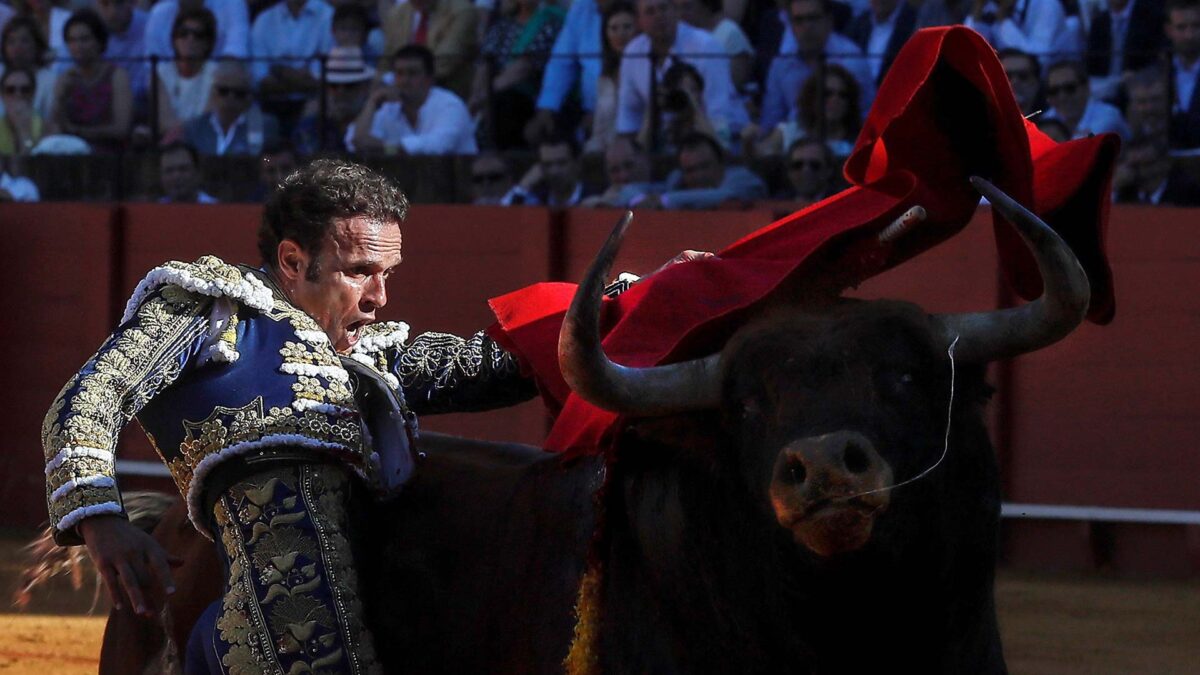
{"left": 0, "top": 204, "right": 116, "bottom": 528}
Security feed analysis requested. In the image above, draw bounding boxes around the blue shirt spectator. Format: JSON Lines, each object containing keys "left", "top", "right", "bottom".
{"left": 634, "top": 132, "right": 767, "bottom": 209}
{"left": 250, "top": 0, "right": 334, "bottom": 85}
{"left": 1043, "top": 60, "right": 1132, "bottom": 140}
{"left": 535, "top": 0, "right": 603, "bottom": 114}
{"left": 96, "top": 0, "right": 150, "bottom": 105}
{"left": 760, "top": 0, "right": 874, "bottom": 133}
{"left": 146, "top": 0, "right": 250, "bottom": 60}
{"left": 184, "top": 62, "right": 281, "bottom": 155}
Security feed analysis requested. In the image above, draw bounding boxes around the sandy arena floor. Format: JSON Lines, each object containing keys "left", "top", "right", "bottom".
{"left": 1, "top": 536, "right": 1197, "bottom": 673}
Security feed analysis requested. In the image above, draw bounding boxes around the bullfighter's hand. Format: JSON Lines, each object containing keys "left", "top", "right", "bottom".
{"left": 650, "top": 250, "right": 716, "bottom": 276}
{"left": 78, "top": 514, "right": 183, "bottom": 618}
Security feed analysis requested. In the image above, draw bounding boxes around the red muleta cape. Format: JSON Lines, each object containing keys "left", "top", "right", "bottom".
{"left": 487, "top": 27, "right": 1119, "bottom": 456}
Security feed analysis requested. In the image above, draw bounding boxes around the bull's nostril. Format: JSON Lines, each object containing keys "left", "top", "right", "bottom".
{"left": 844, "top": 444, "right": 870, "bottom": 474}
{"left": 787, "top": 463, "right": 807, "bottom": 485}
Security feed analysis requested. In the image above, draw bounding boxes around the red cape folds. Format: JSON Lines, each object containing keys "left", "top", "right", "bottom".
{"left": 487, "top": 27, "right": 1119, "bottom": 456}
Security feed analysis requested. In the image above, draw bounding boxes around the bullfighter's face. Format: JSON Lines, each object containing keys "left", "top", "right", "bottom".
{"left": 285, "top": 216, "right": 403, "bottom": 353}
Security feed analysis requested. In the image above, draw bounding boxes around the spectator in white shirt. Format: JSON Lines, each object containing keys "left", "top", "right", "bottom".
{"left": 152, "top": 8, "right": 218, "bottom": 134}
{"left": 158, "top": 140, "right": 219, "bottom": 203}
{"left": 0, "top": 169, "right": 39, "bottom": 201}
{"left": 1043, "top": 59, "right": 1132, "bottom": 140}
{"left": 617, "top": 0, "right": 743, "bottom": 145}
{"left": 674, "top": 0, "right": 754, "bottom": 89}
{"left": 349, "top": 44, "right": 477, "bottom": 154}
{"left": 964, "top": 0, "right": 1078, "bottom": 62}
{"left": 145, "top": 0, "right": 250, "bottom": 61}
{"left": 251, "top": 0, "right": 333, "bottom": 100}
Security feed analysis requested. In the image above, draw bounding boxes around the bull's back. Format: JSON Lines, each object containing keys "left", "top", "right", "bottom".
{"left": 364, "top": 432, "right": 601, "bottom": 674}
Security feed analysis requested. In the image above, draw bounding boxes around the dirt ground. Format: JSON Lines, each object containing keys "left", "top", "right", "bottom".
{"left": 1, "top": 535, "right": 1197, "bottom": 674}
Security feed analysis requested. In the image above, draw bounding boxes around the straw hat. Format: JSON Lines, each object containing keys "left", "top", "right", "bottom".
{"left": 325, "top": 46, "right": 375, "bottom": 84}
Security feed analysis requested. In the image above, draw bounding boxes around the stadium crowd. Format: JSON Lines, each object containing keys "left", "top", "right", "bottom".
{"left": 1, "top": 0, "right": 1199, "bottom": 206}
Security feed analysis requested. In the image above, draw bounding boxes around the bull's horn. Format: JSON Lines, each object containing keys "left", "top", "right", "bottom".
{"left": 558, "top": 211, "right": 721, "bottom": 415}
{"left": 937, "top": 177, "right": 1091, "bottom": 362}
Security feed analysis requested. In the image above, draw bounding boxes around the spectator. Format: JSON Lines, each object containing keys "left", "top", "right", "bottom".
{"left": 1112, "top": 133, "right": 1200, "bottom": 204}
{"left": 581, "top": 134, "right": 658, "bottom": 206}
{"left": 1044, "top": 59, "right": 1132, "bottom": 139}
{"left": 153, "top": 8, "right": 218, "bottom": 133}
{"left": 635, "top": 131, "right": 767, "bottom": 208}
{"left": 1, "top": 16, "right": 57, "bottom": 118}
{"left": 145, "top": 0, "right": 250, "bottom": 61}
{"left": 585, "top": 0, "right": 639, "bottom": 154}
{"left": 51, "top": 9, "right": 132, "bottom": 152}
{"left": 999, "top": 47, "right": 1042, "bottom": 116}
{"left": 332, "top": 3, "right": 383, "bottom": 63}
{"left": 1086, "top": 0, "right": 1167, "bottom": 102}
{"left": 184, "top": 61, "right": 281, "bottom": 155}
{"left": 760, "top": 0, "right": 873, "bottom": 134}
{"left": 510, "top": 135, "right": 600, "bottom": 205}
{"left": 469, "top": 151, "right": 517, "bottom": 204}
{"left": 249, "top": 140, "right": 298, "bottom": 200}
{"left": 1125, "top": 66, "right": 1171, "bottom": 139}
{"left": 0, "top": 168, "right": 40, "bottom": 201}
{"left": 524, "top": 0, "right": 605, "bottom": 145}
{"left": 846, "top": 0, "right": 917, "bottom": 87}
{"left": 744, "top": 63, "right": 863, "bottom": 158}
{"left": 964, "top": 0, "right": 1077, "bottom": 62}
{"left": 251, "top": 0, "right": 334, "bottom": 111}
{"left": 349, "top": 44, "right": 477, "bottom": 154}
{"left": 0, "top": 67, "right": 55, "bottom": 154}
{"left": 292, "top": 45, "right": 373, "bottom": 154}
{"left": 158, "top": 139, "right": 217, "bottom": 202}
{"left": 675, "top": 0, "right": 754, "bottom": 89}
{"left": 12, "top": 0, "right": 70, "bottom": 67}
{"left": 94, "top": 0, "right": 150, "bottom": 108}
{"left": 616, "top": 0, "right": 743, "bottom": 148}
{"left": 1166, "top": 0, "right": 1200, "bottom": 148}
{"left": 640, "top": 61, "right": 726, "bottom": 150}
{"left": 472, "top": 0, "right": 566, "bottom": 149}
{"left": 782, "top": 136, "right": 835, "bottom": 205}
{"left": 381, "top": 0, "right": 478, "bottom": 100}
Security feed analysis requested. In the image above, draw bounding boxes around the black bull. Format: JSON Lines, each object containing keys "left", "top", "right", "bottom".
{"left": 100, "top": 180, "right": 1089, "bottom": 674}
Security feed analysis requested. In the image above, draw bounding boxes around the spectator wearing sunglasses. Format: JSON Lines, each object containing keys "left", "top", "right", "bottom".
{"left": 783, "top": 136, "right": 836, "bottom": 205}
{"left": 742, "top": 63, "right": 862, "bottom": 160}
{"left": 1043, "top": 59, "right": 1131, "bottom": 140}
{"left": 998, "top": 48, "right": 1042, "bottom": 117}
{"left": 51, "top": 9, "right": 133, "bottom": 152}
{"left": 145, "top": 0, "right": 250, "bottom": 61}
{"left": 184, "top": 61, "right": 281, "bottom": 155}
{"left": 1, "top": 16, "right": 58, "bottom": 119}
{"left": 153, "top": 8, "right": 218, "bottom": 134}
{"left": 0, "top": 67, "right": 56, "bottom": 155}
{"left": 469, "top": 152, "right": 518, "bottom": 205}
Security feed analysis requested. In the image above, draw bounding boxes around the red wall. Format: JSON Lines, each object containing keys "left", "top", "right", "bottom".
{"left": 2, "top": 204, "right": 1196, "bottom": 576}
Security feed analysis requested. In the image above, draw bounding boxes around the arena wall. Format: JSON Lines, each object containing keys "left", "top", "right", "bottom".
{"left": 2, "top": 204, "right": 1196, "bottom": 577}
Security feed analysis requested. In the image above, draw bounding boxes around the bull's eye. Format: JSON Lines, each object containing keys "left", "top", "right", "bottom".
{"left": 787, "top": 463, "right": 806, "bottom": 484}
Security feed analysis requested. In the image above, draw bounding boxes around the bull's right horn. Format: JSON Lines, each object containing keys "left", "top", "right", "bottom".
{"left": 558, "top": 211, "right": 721, "bottom": 416}
{"left": 936, "top": 177, "right": 1091, "bottom": 362}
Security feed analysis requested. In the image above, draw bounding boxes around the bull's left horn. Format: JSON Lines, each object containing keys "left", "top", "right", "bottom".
{"left": 558, "top": 211, "right": 721, "bottom": 415}
{"left": 937, "top": 177, "right": 1091, "bottom": 362}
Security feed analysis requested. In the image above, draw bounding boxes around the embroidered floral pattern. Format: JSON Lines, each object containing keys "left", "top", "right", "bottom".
{"left": 214, "top": 465, "right": 382, "bottom": 675}
{"left": 42, "top": 286, "right": 210, "bottom": 535}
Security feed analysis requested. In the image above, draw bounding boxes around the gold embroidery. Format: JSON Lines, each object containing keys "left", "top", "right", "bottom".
{"left": 42, "top": 287, "right": 209, "bottom": 529}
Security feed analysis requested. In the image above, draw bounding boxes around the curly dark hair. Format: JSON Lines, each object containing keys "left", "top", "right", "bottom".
{"left": 259, "top": 159, "right": 409, "bottom": 279}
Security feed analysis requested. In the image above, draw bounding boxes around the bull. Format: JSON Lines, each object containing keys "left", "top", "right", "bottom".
{"left": 41, "top": 178, "right": 1085, "bottom": 674}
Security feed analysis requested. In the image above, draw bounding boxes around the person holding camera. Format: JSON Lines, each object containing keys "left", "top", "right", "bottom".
{"left": 615, "top": 0, "right": 741, "bottom": 150}
{"left": 638, "top": 61, "right": 724, "bottom": 152}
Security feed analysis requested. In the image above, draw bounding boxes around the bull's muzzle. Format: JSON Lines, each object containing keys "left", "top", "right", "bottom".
{"left": 768, "top": 431, "right": 893, "bottom": 557}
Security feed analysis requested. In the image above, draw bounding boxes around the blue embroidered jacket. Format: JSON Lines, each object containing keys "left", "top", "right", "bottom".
{"left": 42, "top": 256, "right": 534, "bottom": 543}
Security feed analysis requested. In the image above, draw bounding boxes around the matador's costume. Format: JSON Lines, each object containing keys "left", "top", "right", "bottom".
{"left": 42, "top": 256, "right": 538, "bottom": 674}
